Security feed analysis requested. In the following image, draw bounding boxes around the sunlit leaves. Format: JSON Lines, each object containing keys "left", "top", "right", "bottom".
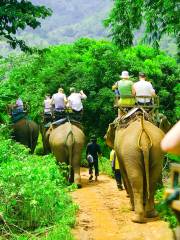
{"left": 104, "top": 0, "right": 179, "bottom": 55}
{"left": 0, "top": 0, "right": 52, "bottom": 52}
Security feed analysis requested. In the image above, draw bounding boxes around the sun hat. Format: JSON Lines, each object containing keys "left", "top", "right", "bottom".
{"left": 58, "top": 88, "right": 64, "bottom": 92}
{"left": 120, "top": 71, "right": 130, "bottom": 79}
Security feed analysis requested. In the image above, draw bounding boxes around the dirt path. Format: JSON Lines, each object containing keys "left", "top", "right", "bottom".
{"left": 71, "top": 168, "right": 174, "bottom": 240}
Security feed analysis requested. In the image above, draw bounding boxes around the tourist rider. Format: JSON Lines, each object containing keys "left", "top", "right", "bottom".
{"left": 51, "top": 88, "right": 67, "bottom": 120}
{"left": 86, "top": 136, "right": 102, "bottom": 182}
{"left": 110, "top": 149, "right": 123, "bottom": 190}
{"left": 67, "top": 88, "right": 87, "bottom": 118}
{"left": 43, "top": 94, "right": 52, "bottom": 123}
{"left": 133, "top": 72, "right": 156, "bottom": 105}
{"left": 15, "top": 96, "right": 24, "bottom": 113}
{"left": 112, "top": 71, "right": 135, "bottom": 117}
{"left": 112, "top": 84, "right": 120, "bottom": 107}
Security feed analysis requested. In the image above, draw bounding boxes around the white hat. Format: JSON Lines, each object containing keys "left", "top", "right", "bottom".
{"left": 120, "top": 71, "right": 130, "bottom": 79}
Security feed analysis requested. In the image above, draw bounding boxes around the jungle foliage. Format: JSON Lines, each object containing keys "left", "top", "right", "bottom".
{"left": 155, "top": 188, "right": 178, "bottom": 228}
{"left": 0, "top": 39, "right": 179, "bottom": 237}
{"left": 0, "top": 38, "right": 179, "bottom": 138}
{"left": 104, "top": 0, "right": 179, "bottom": 56}
{"left": 0, "top": 125, "right": 77, "bottom": 239}
{"left": 0, "top": 0, "right": 52, "bottom": 51}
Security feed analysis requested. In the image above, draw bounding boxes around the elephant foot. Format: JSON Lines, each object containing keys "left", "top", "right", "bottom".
{"left": 129, "top": 205, "right": 134, "bottom": 211}
{"left": 74, "top": 175, "right": 81, "bottom": 187}
{"left": 132, "top": 213, "right": 146, "bottom": 223}
{"left": 145, "top": 210, "right": 159, "bottom": 218}
{"left": 76, "top": 183, "right": 82, "bottom": 189}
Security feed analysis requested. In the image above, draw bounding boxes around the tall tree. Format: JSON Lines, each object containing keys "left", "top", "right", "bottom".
{"left": 0, "top": 0, "right": 52, "bottom": 52}
{"left": 104, "top": 0, "right": 179, "bottom": 53}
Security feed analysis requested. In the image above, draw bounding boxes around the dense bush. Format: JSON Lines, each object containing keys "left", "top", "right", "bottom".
{"left": 0, "top": 39, "right": 179, "bottom": 137}
{"left": 155, "top": 188, "right": 177, "bottom": 228}
{"left": 99, "top": 156, "right": 113, "bottom": 177}
{"left": 0, "top": 137, "right": 77, "bottom": 239}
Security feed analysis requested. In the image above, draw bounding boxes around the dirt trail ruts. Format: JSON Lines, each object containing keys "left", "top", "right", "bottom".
{"left": 71, "top": 168, "right": 174, "bottom": 240}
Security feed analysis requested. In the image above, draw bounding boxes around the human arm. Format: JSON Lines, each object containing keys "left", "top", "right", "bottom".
{"left": 132, "top": 84, "right": 136, "bottom": 96}
{"left": 80, "top": 90, "right": 87, "bottom": 100}
{"left": 67, "top": 96, "right": 72, "bottom": 108}
{"left": 161, "top": 121, "right": 180, "bottom": 156}
{"left": 51, "top": 95, "right": 54, "bottom": 106}
{"left": 97, "top": 144, "right": 102, "bottom": 158}
{"left": 149, "top": 83, "right": 156, "bottom": 96}
{"left": 86, "top": 144, "right": 89, "bottom": 158}
{"left": 112, "top": 82, "right": 118, "bottom": 91}
{"left": 63, "top": 94, "right": 68, "bottom": 106}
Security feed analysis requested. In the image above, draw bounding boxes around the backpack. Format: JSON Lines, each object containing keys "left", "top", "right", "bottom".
{"left": 87, "top": 154, "right": 94, "bottom": 163}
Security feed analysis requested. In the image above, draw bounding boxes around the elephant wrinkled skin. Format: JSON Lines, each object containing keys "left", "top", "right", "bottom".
{"left": 105, "top": 117, "right": 164, "bottom": 223}
{"left": 13, "top": 118, "right": 39, "bottom": 153}
{"left": 46, "top": 122, "right": 85, "bottom": 187}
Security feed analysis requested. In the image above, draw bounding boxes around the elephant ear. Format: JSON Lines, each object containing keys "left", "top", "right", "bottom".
{"left": 105, "top": 123, "right": 115, "bottom": 149}
{"left": 159, "top": 115, "right": 171, "bottom": 133}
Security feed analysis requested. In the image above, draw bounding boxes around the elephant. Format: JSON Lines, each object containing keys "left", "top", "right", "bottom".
{"left": 40, "top": 124, "right": 51, "bottom": 155}
{"left": 158, "top": 114, "right": 171, "bottom": 133}
{"left": 12, "top": 118, "right": 39, "bottom": 154}
{"left": 105, "top": 116, "right": 165, "bottom": 223}
{"left": 44, "top": 121, "right": 85, "bottom": 187}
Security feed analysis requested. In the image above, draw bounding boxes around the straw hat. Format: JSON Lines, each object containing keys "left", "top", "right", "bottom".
{"left": 120, "top": 71, "right": 130, "bottom": 79}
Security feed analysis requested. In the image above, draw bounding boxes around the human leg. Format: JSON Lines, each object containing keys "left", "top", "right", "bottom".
{"left": 94, "top": 160, "right": 99, "bottom": 181}
{"left": 114, "top": 169, "right": 123, "bottom": 190}
{"left": 89, "top": 162, "right": 93, "bottom": 181}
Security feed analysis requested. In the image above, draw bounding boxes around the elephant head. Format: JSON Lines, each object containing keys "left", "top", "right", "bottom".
{"left": 104, "top": 123, "right": 115, "bottom": 149}
{"left": 158, "top": 114, "right": 171, "bottom": 133}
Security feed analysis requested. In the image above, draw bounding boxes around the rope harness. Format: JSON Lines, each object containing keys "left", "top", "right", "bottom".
{"left": 138, "top": 113, "right": 153, "bottom": 150}
{"left": 64, "top": 120, "right": 75, "bottom": 146}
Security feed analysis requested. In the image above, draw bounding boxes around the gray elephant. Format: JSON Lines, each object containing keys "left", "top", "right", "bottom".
{"left": 105, "top": 116, "right": 165, "bottom": 223}
{"left": 44, "top": 121, "right": 85, "bottom": 187}
{"left": 12, "top": 118, "right": 39, "bottom": 154}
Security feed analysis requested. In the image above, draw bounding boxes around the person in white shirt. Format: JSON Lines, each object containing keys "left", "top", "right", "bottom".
{"left": 16, "top": 97, "right": 24, "bottom": 111}
{"left": 43, "top": 94, "right": 53, "bottom": 123}
{"left": 68, "top": 88, "right": 87, "bottom": 113}
{"left": 133, "top": 72, "right": 155, "bottom": 105}
{"left": 44, "top": 94, "right": 52, "bottom": 114}
{"left": 51, "top": 88, "right": 67, "bottom": 111}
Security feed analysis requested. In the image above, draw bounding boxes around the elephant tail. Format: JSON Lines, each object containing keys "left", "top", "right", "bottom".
{"left": 138, "top": 116, "right": 152, "bottom": 199}
{"left": 65, "top": 123, "right": 75, "bottom": 179}
{"left": 26, "top": 120, "right": 33, "bottom": 154}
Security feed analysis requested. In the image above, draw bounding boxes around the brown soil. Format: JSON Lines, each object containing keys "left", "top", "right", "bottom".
{"left": 71, "top": 168, "right": 174, "bottom": 240}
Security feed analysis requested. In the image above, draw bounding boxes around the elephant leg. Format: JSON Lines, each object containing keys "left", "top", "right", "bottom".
{"left": 133, "top": 191, "right": 146, "bottom": 223}
{"left": 122, "top": 171, "right": 134, "bottom": 210}
{"left": 74, "top": 167, "right": 81, "bottom": 188}
{"left": 145, "top": 152, "right": 163, "bottom": 218}
{"left": 69, "top": 168, "right": 74, "bottom": 183}
{"left": 30, "top": 131, "right": 38, "bottom": 154}
{"left": 145, "top": 182, "right": 159, "bottom": 218}
{"left": 72, "top": 144, "right": 82, "bottom": 188}
{"left": 117, "top": 155, "right": 134, "bottom": 210}
{"left": 130, "top": 171, "right": 145, "bottom": 223}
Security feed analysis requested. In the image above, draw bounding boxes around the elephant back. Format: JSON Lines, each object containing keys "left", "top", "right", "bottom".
{"left": 49, "top": 122, "right": 85, "bottom": 145}
{"left": 13, "top": 118, "right": 39, "bottom": 153}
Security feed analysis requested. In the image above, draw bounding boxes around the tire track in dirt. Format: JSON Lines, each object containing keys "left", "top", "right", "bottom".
{"left": 71, "top": 168, "right": 174, "bottom": 240}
